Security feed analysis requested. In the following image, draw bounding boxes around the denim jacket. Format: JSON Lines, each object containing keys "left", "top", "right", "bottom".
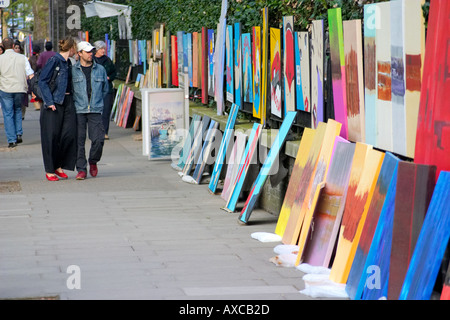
{"left": 72, "top": 60, "right": 109, "bottom": 114}
{"left": 38, "top": 53, "right": 70, "bottom": 107}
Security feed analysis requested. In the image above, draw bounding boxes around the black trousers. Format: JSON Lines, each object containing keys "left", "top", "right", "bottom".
{"left": 76, "top": 113, "right": 105, "bottom": 173}
{"left": 40, "top": 95, "right": 77, "bottom": 173}
{"left": 102, "top": 92, "right": 114, "bottom": 135}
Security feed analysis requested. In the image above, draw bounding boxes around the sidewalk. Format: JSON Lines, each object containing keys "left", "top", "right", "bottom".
{"left": 0, "top": 106, "right": 309, "bottom": 300}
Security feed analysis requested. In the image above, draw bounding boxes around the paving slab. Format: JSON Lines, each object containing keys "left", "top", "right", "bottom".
{"left": 0, "top": 106, "right": 315, "bottom": 301}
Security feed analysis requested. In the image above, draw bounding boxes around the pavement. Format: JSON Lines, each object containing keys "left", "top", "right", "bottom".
{"left": 0, "top": 104, "right": 310, "bottom": 300}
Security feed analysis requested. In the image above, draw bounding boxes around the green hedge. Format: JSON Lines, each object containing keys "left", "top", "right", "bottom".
{"left": 82, "top": 0, "right": 430, "bottom": 42}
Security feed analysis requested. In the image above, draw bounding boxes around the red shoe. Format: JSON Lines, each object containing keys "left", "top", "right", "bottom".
{"left": 55, "top": 170, "right": 68, "bottom": 179}
{"left": 89, "top": 164, "right": 98, "bottom": 177}
{"left": 76, "top": 171, "right": 87, "bottom": 180}
{"left": 46, "top": 174, "right": 59, "bottom": 181}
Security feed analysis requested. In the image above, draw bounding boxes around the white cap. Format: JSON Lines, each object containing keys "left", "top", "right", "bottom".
{"left": 77, "top": 41, "right": 94, "bottom": 52}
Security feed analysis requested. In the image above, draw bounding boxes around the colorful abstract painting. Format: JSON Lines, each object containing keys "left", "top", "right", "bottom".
{"left": 239, "top": 111, "right": 297, "bottom": 224}
{"left": 328, "top": 8, "right": 348, "bottom": 140}
{"left": 207, "top": 29, "right": 215, "bottom": 97}
{"left": 201, "top": 27, "right": 208, "bottom": 104}
{"left": 252, "top": 26, "right": 262, "bottom": 119}
{"left": 282, "top": 120, "right": 341, "bottom": 245}
{"left": 298, "top": 137, "right": 355, "bottom": 267}
{"left": 311, "top": 20, "right": 324, "bottom": 128}
{"left": 346, "top": 152, "right": 400, "bottom": 300}
{"left": 260, "top": 7, "right": 269, "bottom": 126}
{"left": 298, "top": 31, "right": 310, "bottom": 113}
{"left": 270, "top": 28, "right": 282, "bottom": 118}
{"left": 329, "top": 146, "right": 384, "bottom": 284}
{"left": 209, "top": 103, "right": 239, "bottom": 193}
{"left": 226, "top": 25, "right": 234, "bottom": 103}
{"left": 344, "top": 19, "right": 365, "bottom": 143}
{"left": 294, "top": 32, "right": 305, "bottom": 112}
{"left": 399, "top": 171, "right": 450, "bottom": 300}
{"left": 242, "top": 33, "right": 253, "bottom": 104}
{"left": 414, "top": 0, "right": 450, "bottom": 178}
{"left": 363, "top": 4, "right": 378, "bottom": 147}
{"left": 388, "top": 162, "right": 436, "bottom": 300}
{"left": 283, "top": 16, "right": 296, "bottom": 113}
{"left": 234, "top": 22, "right": 243, "bottom": 108}
{"left": 275, "top": 127, "right": 318, "bottom": 237}
{"left": 282, "top": 123, "right": 327, "bottom": 245}
{"left": 224, "top": 123, "right": 263, "bottom": 212}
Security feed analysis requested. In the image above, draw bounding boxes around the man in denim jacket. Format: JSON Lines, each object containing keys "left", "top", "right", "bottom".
{"left": 72, "top": 41, "right": 109, "bottom": 180}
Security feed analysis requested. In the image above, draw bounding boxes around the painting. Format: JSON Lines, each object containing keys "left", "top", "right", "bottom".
{"left": 375, "top": 2, "right": 392, "bottom": 152}
{"left": 201, "top": 27, "right": 208, "bottom": 104}
{"left": 388, "top": 162, "right": 436, "bottom": 300}
{"left": 260, "top": 7, "right": 269, "bottom": 127}
{"left": 238, "top": 111, "right": 297, "bottom": 224}
{"left": 242, "top": 33, "right": 253, "bottom": 104}
{"left": 142, "top": 89, "right": 187, "bottom": 161}
{"left": 360, "top": 162, "right": 399, "bottom": 300}
{"left": 182, "top": 116, "right": 211, "bottom": 176}
{"left": 282, "top": 122, "right": 327, "bottom": 245}
{"left": 192, "top": 32, "right": 199, "bottom": 88}
{"left": 187, "top": 33, "right": 193, "bottom": 87}
{"left": 311, "top": 20, "right": 324, "bottom": 128}
{"left": 329, "top": 146, "right": 384, "bottom": 284}
{"left": 207, "top": 29, "right": 215, "bottom": 97}
{"left": 275, "top": 127, "right": 317, "bottom": 237}
{"left": 414, "top": 0, "right": 450, "bottom": 179}
{"left": 226, "top": 25, "right": 234, "bottom": 103}
{"left": 283, "top": 16, "right": 296, "bottom": 113}
{"left": 221, "top": 131, "right": 247, "bottom": 202}
{"left": 190, "top": 120, "right": 220, "bottom": 184}
{"left": 363, "top": 4, "right": 378, "bottom": 147}
{"left": 171, "top": 35, "right": 179, "bottom": 87}
{"left": 252, "top": 26, "right": 262, "bottom": 119}
{"left": 328, "top": 8, "right": 348, "bottom": 140}
{"left": 297, "top": 137, "right": 355, "bottom": 268}
{"left": 224, "top": 123, "right": 263, "bottom": 213}
{"left": 294, "top": 32, "right": 304, "bottom": 113}
{"left": 346, "top": 152, "right": 400, "bottom": 300}
{"left": 298, "top": 31, "right": 310, "bottom": 113}
{"left": 270, "top": 27, "right": 282, "bottom": 119}
{"left": 344, "top": 19, "right": 365, "bottom": 143}
{"left": 282, "top": 120, "right": 341, "bottom": 245}
{"left": 403, "top": 0, "right": 426, "bottom": 158}
{"left": 399, "top": 171, "right": 450, "bottom": 300}
{"left": 209, "top": 103, "right": 239, "bottom": 193}
{"left": 234, "top": 22, "right": 243, "bottom": 108}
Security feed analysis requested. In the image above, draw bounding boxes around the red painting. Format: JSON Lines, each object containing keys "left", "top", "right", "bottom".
{"left": 414, "top": 0, "right": 450, "bottom": 179}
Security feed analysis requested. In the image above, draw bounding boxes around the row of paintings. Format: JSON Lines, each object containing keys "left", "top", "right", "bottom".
{"left": 173, "top": 108, "right": 449, "bottom": 300}
{"left": 126, "top": 1, "right": 424, "bottom": 161}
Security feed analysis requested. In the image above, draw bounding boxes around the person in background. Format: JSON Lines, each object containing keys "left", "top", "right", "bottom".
{"left": 0, "top": 45, "right": 4, "bottom": 54}
{"left": 72, "top": 41, "right": 109, "bottom": 180}
{"left": 38, "top": 37, "right": 78, "bottom": 182}
{"left": 37, "top": 41, "right": 56, "bottom": 70}
{"left": 93, "top": 40, "right": 116, "bottom": 140}
{"left": 0, "top": 38, "right": 34, "bottom": 148}
{"left": 29, "top": 44, "right": 42, "bottom": 111}
{"left": 13, "top": 40, "right": 21, "bottom": 53}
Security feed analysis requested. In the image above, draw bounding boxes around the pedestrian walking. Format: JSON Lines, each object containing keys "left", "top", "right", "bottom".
{"left": 72, "top": 41, "right": 109, "bottom": 180}
{"left": 93, "top": 40, "right": 117, "bottom": 140}
{"left": 38, "top": 37, "right": 78, "bottom": 181}
{"left": 0, "top": 38, "right": 34, "bottom": 148}
{"left": 29, "top": 44, "right": 42, "bottom": 111}
{"left": 37, "top": 41, "right": 56, "bottom": 70}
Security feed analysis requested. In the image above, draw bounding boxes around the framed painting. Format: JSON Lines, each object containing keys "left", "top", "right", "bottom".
{"left": 252, "top": 26, "right": 261, "bottom": 119}
{"left": 270, "top": 27, "right": 282, "bottom": 119}
{"left": 242, "top": 33, "right": 253, "bottom": 104}
{"left": 283, "top": 16, "right": 296, "bottom": 113}
{"left": 142, "top": 88, "right": 187, "bottom": 161}
{"left": 311, "top": 20, "right": 324, "bottom": 128}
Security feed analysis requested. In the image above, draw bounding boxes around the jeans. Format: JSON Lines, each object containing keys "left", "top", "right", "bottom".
{"left": 76, "top": 113, "right": 105, "bottom": 172}
{"left": 0, "top": 91, "right": 25, "bottom": 143}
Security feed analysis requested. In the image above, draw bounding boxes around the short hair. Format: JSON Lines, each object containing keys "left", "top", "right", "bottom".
{"left": 93, "top": 40, "right": 106, "bottom": 51}
{"left": 45, "top": 41, "right": 53, "bottom": 51}
{"left": 2, "top": 38, "right": 13, "bottom": 50}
